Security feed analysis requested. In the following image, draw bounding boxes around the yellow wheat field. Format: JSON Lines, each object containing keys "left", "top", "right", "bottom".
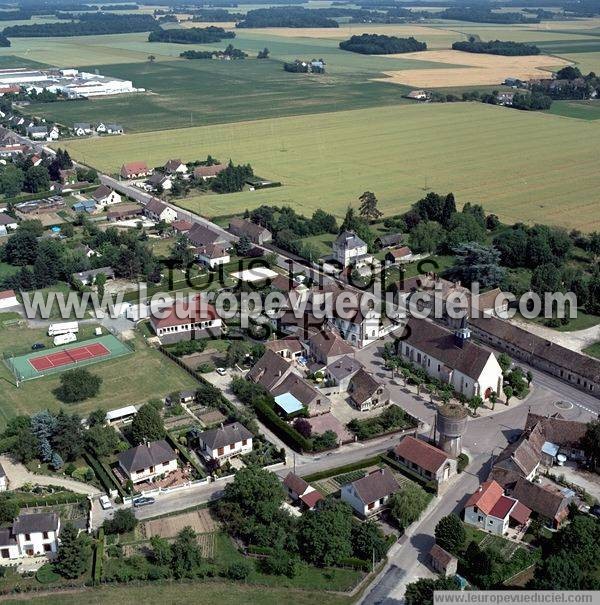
{"left": 374, "top": 49, "right": 573, "bottom": 87}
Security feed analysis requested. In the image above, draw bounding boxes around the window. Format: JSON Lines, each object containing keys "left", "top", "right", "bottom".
{"left": 25, "top": 533, "right": 30, "bottom": 541}
{"left": 217, "top": 447, "right": 224, "bottom": 456}
{"left": 242, "top": 439, "right": 248, "bottom": 446}
{"left": 1, "top": 549, "right": 9, "bottom": 559}
{"left": 43, "top": 544, "right": 51, "bottom": 552}
{"left": 42, "top": 532, "right": 49, "bottom": 540}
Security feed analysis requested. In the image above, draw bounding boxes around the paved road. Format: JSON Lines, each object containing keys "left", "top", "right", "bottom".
{"left": 0, "top": 455, "right": 101, "bottom": 496}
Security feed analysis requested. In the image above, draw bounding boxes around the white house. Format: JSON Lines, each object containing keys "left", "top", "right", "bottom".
{"left": 0, "top": 289, "right": 18, "bottom": 309}
{"left": 332, "top": 230, "right": 370, "bottom": 268}
{"left": 393, "top": 435, "right": 457, "bottom": 487}
{"left": 464, "top": 480, "right": 531, "bottom": 536}
{"left": 92, "top": 184, "right": 121, "bottom": 208}
{"left": 164, "top": 159, "right": 188, "bottom": 175}
{"left": 117, "top": 440, "right": 178, "bottom": 484}
{"left": 0, "top": 213, "right": 18, "bottom": 231}
{"left": 149, "top": 295, "right": 222, "bottom": 344}
{"left": 341, "top": 468, "right": 400, "bottom": 517}
{"left": 0, "top": 513, "right": 60, "bottom": 560}
{"left": 196, "top": 422, "right": 253, "bottom": 462}
{"left": 195, "top": 244, "right": 230, "bottom": 269}
{"left": 73, "top": 122, "right": 91, "bottom": 136}
{"left": 331, "top": 304, "right": 381, "bottom": 348}
{"left": 48, "top": 126, "right": 59, "bottom": 141}
{"left": 397, "top": 318, "right": 504, "bottom": 401}
{"left": 144, "top": 198, "right": 178, "bottom": 224}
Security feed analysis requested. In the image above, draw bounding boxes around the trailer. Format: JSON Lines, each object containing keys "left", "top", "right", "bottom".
{"left": 47, "top": 321, "right": 79, "bottom": 337}
{"left": 53, "top": 332, "right": 77, "bottom": 346}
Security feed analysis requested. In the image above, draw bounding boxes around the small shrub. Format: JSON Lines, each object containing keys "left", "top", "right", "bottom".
{"left": 457, "top": 453, "right": 469, "bottom": 473}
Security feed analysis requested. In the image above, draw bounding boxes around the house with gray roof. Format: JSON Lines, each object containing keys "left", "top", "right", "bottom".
{"left": 341, "top": 468, "right": 400, "bottom": 517}
{"left": 324, "top": 355, "right": 363, "bottom": 392}
{"left": 117, "top": 440, "right": 177, "bottom": 484}
{"left": 71, "top": 266, "right": 115, "bottom": 286}
{"left": 348, "top": 368, "right": 390, "bottom": 411}
{"left": 332, "top": 230, "right": 370, "bottom": 268}
{"left": 0, "top": 512, "right": 60, "bottom": 560}
{"left": 196, "top": 422, "right": 253, "bottom": 462}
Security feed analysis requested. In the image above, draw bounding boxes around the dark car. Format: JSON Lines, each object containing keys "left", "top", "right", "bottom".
{"left": 133, "top": 497, "right": 155, "bottom": 508}
{"left": 31, "top": 343, "right": 46, "bottom": 351}
{"left": 589, "top": 505, "right": 600, "bottom": 519}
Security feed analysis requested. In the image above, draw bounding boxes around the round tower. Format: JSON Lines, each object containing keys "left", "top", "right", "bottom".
{"left": 436, "top": 404, "right": 468, "bottom": 457}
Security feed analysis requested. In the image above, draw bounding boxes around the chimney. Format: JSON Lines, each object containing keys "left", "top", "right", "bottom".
{"left": 455, "top": 316, "right": 471, "bottom": 348}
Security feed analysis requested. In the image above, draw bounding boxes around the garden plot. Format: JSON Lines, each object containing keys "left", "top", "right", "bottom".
{"left": 141, "top": 508, "right": 220, "bottom": 540}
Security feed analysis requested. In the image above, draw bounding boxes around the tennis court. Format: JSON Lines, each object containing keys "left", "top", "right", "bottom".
{"left": 5, "top": 334, "right": 132, "bottom": 382}
{"left": 29, "top": 342, "right": 111, "bottom": 371}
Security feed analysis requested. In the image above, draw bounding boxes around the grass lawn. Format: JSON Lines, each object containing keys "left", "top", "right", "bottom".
{"left": 213, "top": 532, "right": 363, "bottom": 592}
{"left": 547, "top": 99, "right": 600, "bottom": 121}
{"left": 1, "top": 582, "right": 352, "bottom": 605}
{"left": 0, "top": 261, "right": 18, "bottom": 280}
{"left": 301, "top": 232, "right": 337, "bottom": 258}
{"left": 583, "top": 341, "right": 600, "bottom": 359}
{"left": 518, "top": 309, "right": 600, "bottom": 332}
{"left": 0, "top": 328, "right": 197, "bottom": 431}
{"left": 60, "top": 102, "right": 600, "bottom": 231}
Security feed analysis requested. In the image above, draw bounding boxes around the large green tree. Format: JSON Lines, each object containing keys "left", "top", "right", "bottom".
{"left": 171, "top": 526, "right": 202, "bottom": 578}
{"left": 130, "top": 402, "right": 165, "bottom": 444}
{"left": 54, "top": 522, "right": 91, "bottom": 579}
{"left": 405, "top": 577, "right": 458, "bottom": 605}
{"left": 434, "top": 514, "right": 466, "bottom": 554}
{"left": 358, "top": 191, "right": 382, "bottom": 222}
{"left": 388, "top": 483, "right": 430, "bottom": 529}
{"left": 298, "top": 499, "right": 353, "bottom": 566}
{"left": 53, "top": 369, "right": 102, "bottom": 403}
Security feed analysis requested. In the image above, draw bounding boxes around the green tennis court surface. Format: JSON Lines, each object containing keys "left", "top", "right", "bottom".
{"left": 4, "top": 334, "right": 132, "bottom": 382}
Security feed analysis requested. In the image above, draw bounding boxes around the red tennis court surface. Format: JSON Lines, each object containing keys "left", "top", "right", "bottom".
{"left": 29, "top": 343, "right": 111, "bottom": 372}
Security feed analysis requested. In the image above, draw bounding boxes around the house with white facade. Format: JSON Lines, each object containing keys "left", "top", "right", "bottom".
{"left": 348, "top": 369, "right": 390, "bottom": 411}
{"left": 341, "top": 468, "right": 400, "bottom": 517}
{"left": 149, "top": 295, "right": 222, "bottom": 344}
{"left": 91, "top": 185, "right": 121, "bottom": 208}
{"left": 0, "top": 513, "right": 60, "bottom": 560}
{"left": 195, "top": 244, "right": 230, "bottom": 269}
{"left": 0, "top": 289, "right": 18, "bottom": 309}
{"left": 397, "top": 318, "right": 504, "bottom": 401}
{"left": 332, "top": 230, "right": 371, "bottom": 268}
{"left": 144, "top": 198, "right": 178, "bottom": 224}
{"left": 164, "top": 159, "right": 188, "bottom": 175}
{"left": 464, "top": 480, "right": 531, "bottom": 536}
{"left": 73, "top": 123, "right": 92, "bottom": 136}
{"left": 196, "top": 422, "right": 253, "bottom": 462}
{"left": 393, "top": 435, "right": 456, "bottom": 488}
{"left": 117, "top": 440, "right": 178, "bottom": 484}
{"left": 331, "top": 304, "right": 381, "bottom": 349}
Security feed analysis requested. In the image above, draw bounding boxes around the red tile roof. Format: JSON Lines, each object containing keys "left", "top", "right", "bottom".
{"left": 121, "top": 161, "right": 149, "bottom": 176}
{"left": 172, "top": 220, "right": 193, "bottom": 233}
{"left": 301, "top": 490, "right": 324, "bottom": 508}
{"left": 465, "top": 480, "right": 504, "bottom": 515}
{"left": 488, "top": 495, "right": 516, "bottom": 520}
{"left": 394, "top": 436, "right": 450, "bottom": 474}
{"left": 194, "top": 163, "right": 226, "bottom": 178}
{"left": 0, "top": 289, "right": 16, "bottom": 300}
{"left": 150, "top": 295, "right": 217, "bottom": 329}
{"left": 509, "top": 500, "right": 531, "bottom": 525}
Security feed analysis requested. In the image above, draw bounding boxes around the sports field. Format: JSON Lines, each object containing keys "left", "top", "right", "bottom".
{"left": 60, "top": 102, "right": 600, "bottom": 231}
{"left": 5, "top": 334, "right": 132, "bottom": 382}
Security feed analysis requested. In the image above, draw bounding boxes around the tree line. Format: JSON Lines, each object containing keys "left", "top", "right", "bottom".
{"left": 339, "top": 34, "right": 426, "bottom": 55}
{"left": 452, "top": 38, "right": 541, "bottom": 56}
{"left": 236, "top": 7, "right": 339, "bottom": 28}
{"left": 437, "top": 6, "right": 540, "bottom": 23}
{"left": 3, "top": 13, "right": 159, "bottom": 37}
{"left": 148, "top": 25, "right": 235, "bottom": 44}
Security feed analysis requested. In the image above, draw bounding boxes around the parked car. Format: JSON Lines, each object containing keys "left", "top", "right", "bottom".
{"left": 99, "top": 495, "right": 112, "bottom": 510}
{"left": 216, "top": 367, "right": 227, "bottom": 376}
{"left": 589, "top": 504, "right": 600, "bottom": 519}
{"left": 31, "top": 343, "right": 45, "bottom": 350}
{"left": 133, "top": 496, "right": 155, "bottom": 508}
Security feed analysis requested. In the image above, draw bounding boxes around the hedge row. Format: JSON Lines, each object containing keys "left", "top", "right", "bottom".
{"left": 301, "top": 456, "right": 382, "bottom": 483}
{"left": 14, "top": 491, "right": 87, "bottom": 507}
{"left": 93, "top": 527, "right": 105, "bottom": 585}
{"left": 83, "top": 450, "right": 125, "bottom": 497}
{"left": 252, "top": 396, "right": 312, "bottom": 452}
{"left": 164, "top": 431, "right": 206, "bottom": 478}
{"left": 339, "top": 556, "right": 372, "bottom": 572}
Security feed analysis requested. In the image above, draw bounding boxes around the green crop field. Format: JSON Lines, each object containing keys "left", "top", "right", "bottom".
{"left": 1, "top": 582, "right": 352, "bottom": 605}
{"left": 61, "top": 102, "right": 600, "bottom": 231}
{"left": 547, "top": 99, "right": 600, "bottom": 120}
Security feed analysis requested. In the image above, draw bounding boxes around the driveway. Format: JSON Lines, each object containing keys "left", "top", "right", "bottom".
{"left": 0, "top": 455, "right": 101, "bottom": 496}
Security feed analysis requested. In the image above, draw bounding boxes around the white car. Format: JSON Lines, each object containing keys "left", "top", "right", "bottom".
{"left": 99, "top": 495, "right": 112, "bottom": 510}
{"left": 216, "top": 367, "right": 227, "bottom": 376}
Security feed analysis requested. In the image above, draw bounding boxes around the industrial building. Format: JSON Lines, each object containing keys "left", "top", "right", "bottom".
{"left": 0, "top": 68, "right": 140, "bottom": 99}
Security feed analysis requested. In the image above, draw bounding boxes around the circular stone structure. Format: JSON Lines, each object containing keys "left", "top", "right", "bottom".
{"left": 436, "top": 404, "right": 468, "bottom": 457}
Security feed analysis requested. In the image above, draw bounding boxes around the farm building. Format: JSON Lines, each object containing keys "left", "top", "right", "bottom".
{"left": 0, "top": 213, "right": 18, "bottom": 230}
{"left": 144, "top": 198, "right": 178, "bottom": 223}
{"left": 429, "top": 544, "right": 458, "bottom": 577}
{"left": 228, "top": 218, "right": 272, "bottom": 245}
{"left": 193, "top": 163, "right": 227, "bottom": 180}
